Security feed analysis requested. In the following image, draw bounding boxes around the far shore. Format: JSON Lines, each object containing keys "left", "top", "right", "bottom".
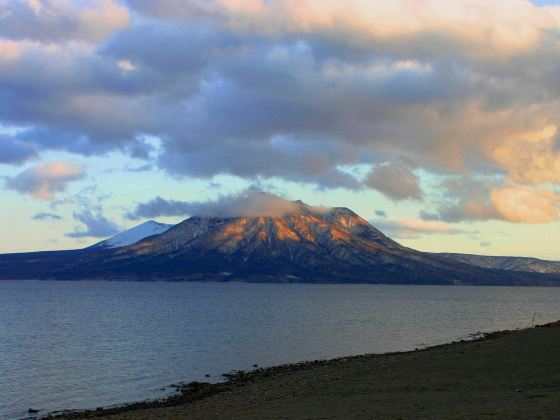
{"left": 47, "top": 320, "right": 560, "bottom": 419}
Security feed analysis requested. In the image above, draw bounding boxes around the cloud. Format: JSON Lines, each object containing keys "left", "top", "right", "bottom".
{"left": 418, "top": 210, "right": 440, "bottom": 221}
{"left": 490, "top": 186, "right": 560, "bottom": 223}
{"left": 0, "top": 135, "right": 37, "bottom": 164}
{"left": 127, "top": 0, "right": 553, "bottom": 55}
{"left": 365, "top": 162, "right": 422, "bottom": 200}
{"left": 423, "top": 178, "right": 560, "bottom": 224}
{"left": 1, "top": 0, "right": 560, "bottom": 223}
{"left": 32, "top": 212, "right": 62, "bottom": 221}
{"left": 127, "top": 196, "right": 193, "bottom": 219}
{"left": 0, "top": 0, "right": 130, "bottom": 42}
{"left": 3, "top": 162, "right": 85, "bottom": 200}
{"left": 420, "top": 177, "right": 501, "bottom": 222}
{"left": 127, "top": 188, "right": 325, "bottom": 219}
{"left": 375, "top": 209, "right": 387, "bottom": 218}
{"left": 490, "top": 124, "right": 560, "bottom": 185}
{"left": 126, "top": 163, "right": 153, "bottom": 172}
{"left": 372, "top": 217, "right": 472, "bottom": 239}
{"left": 65, "top": 211, "right": 120, "bottom": 238}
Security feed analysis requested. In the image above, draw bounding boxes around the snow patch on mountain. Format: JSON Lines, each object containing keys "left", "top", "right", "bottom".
{"left": 93, "top": 220, "right": 173, "bottom": 249}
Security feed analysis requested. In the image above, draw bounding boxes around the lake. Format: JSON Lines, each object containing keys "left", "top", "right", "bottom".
{"left": 1, "top": 280, "right": 559, "bottom": 419}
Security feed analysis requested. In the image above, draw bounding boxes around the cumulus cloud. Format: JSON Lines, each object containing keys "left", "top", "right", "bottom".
{"left": 127, "top": 188, "right": 325, "bottom": 219}
{"left": 490, "top": 124, "right": 560, "bottom": 185}
{"left": 65, "top": 211, "right": 120, "bottom": 238}
{"left": 3, "top": 162, "right": 85, "bottom": 200}
{"left": 127, "top": 0, "right": 553, "bottom": 56}
{"left": 422, "top": 178, "right": 560, "bottom": 224}
{"left": 0, "top": 0, "right": 130, "bottom": 42}
{"left": 2, "top": 0, "right": 560, "bottom": 223}
{"left": 32, "top": 212, "right": 62, "bottom": 221}
{"left": 490, "top": 186, "right": 560, "bottom": 223}
{"left": 420, "top": 177, "right": 500, "bottom": 223}
{"left": 365, "top": 162, "right": 422, "bottom": 200}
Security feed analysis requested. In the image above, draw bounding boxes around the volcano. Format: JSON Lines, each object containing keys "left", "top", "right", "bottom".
{"left": 0, "top": 201, "right": 558, "bottom": 285}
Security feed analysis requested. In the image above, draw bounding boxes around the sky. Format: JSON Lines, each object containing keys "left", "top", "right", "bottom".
{"left": 1, "top": 0, "right": 560, "bottom": 260}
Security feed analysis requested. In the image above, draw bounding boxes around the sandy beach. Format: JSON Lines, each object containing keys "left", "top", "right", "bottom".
{"left": 49, "top": 321, "right": 560, "bottom": 419}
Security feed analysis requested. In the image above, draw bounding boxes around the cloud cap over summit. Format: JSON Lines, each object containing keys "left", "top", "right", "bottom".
{"left": 127, "top": 189, "right": 328, "bottom": 219}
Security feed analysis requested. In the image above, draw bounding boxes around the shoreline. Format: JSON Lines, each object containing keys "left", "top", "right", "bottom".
{"left": 46, "top": 320, "right": 560, "bottom": 419}
{"left": 7, "top": 278, "right": 560, "bottom": 287}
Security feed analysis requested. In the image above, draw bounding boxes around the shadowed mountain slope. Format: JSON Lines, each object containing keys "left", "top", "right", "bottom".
{"left": 436, "top": 253, "right": 560, "bottom": 274}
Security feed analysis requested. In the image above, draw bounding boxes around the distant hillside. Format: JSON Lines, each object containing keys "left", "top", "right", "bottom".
{"left": 437, "top": 253, "right": 560, "bottom": 275}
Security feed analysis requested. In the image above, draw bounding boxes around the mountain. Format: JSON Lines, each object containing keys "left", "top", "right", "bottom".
{"left": 91, "top": 220, "right": 173, "bottom": 249}
{"left": 437, "top": 253, "right": 560, "bottom": 274}
{"left": 0, "top": 201, "right": 558, "bottom": 285}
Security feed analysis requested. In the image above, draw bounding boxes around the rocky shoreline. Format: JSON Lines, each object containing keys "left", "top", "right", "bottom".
{"left": 45, "top": 321, "right": 560, "bottom": 419}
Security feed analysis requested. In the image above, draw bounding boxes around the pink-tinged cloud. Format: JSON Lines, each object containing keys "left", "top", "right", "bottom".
{"left": 4, "top": 162, "right": 85, "bottom": 200}
{"left": 130, "top": 0, "right": 559, "bottom": 55}
{"left": 491, "top": 186, "right": 560, "bottom": 223}
{"left": 491, "top": 125, "right": 560, "bottom": 185}
{"left": 0, "top": 40, "right": 22, "bottom": 61}
{"left": 430, "top": 179, "right": 560, "bottom": 224}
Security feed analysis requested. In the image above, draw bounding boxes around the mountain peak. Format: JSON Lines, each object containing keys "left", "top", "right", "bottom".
{"left": 2, "top": 202, "right": 559, "bottom": 286}
{"left": 92, "top": 220, "right": 173, "bottom": 249}
{"left": 127, "top": 204, "right": 399, "bottom": 260}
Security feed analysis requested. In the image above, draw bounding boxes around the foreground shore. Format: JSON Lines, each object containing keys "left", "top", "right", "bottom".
{"left": 51, "top": 321, "right": 560, "bottom": 419}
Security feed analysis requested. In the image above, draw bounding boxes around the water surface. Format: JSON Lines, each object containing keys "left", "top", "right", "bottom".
{"left": 1, "top": 281, "right": 559, "bottom": 419}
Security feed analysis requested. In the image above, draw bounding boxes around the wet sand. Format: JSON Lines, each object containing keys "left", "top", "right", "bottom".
{"left": 52, "top": 321, "right": 560, "bottom": 419}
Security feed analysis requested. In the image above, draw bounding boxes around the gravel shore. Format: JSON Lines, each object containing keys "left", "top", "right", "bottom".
{"left": 51, "top": 321, "right": 560, "bottom": 419}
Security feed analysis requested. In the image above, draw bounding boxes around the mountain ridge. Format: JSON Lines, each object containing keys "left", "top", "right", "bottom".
{"left": 0, "top": 202, "right": 558, "bottom": 286}
{"left": 436, "top": 253, "right": 560, "bottom": 275}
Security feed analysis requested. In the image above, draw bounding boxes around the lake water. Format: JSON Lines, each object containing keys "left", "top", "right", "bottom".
{"left": 1, "top": 281, "right": 559, "bottom": 419}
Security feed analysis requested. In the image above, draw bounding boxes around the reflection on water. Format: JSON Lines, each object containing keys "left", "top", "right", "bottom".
{"left": 0, "top": 280, "right": 559, "bottom": 419}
